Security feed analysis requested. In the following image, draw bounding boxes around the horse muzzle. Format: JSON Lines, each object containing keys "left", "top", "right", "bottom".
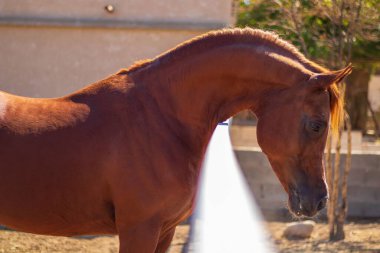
{"left": 288, "top": 187, "right": 328, "bottom": 217}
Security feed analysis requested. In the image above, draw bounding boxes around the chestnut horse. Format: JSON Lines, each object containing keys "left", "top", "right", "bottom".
{"left": 0, "top": 28, "right": 351, "bottom": 252}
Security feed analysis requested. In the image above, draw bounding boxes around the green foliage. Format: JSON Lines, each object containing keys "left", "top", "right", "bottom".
{"left": 237, "top": 0, "right": 380, "bottom": 67}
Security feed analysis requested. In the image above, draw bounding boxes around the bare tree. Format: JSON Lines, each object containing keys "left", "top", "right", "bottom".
{"left": 320, "top": 0, "right": 361, "bottom": 241}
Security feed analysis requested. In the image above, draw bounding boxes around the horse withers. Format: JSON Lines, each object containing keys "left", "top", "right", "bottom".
{"left": 0, "top": 28, "right": 351, "bottom": 252}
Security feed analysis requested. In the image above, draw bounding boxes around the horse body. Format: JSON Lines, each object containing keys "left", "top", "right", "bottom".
{"left": 0, "top": 80, "right": 118, "bottom": 235}
{"left": 0, "top": 28, "right": 351, "bottom": 252}
{"left": 0, "top": 74, "right": 194, "bottom": 236}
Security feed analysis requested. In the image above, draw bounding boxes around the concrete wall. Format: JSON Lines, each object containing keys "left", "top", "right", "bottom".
{"left": 0, "top": 0, "right": 236, "bottom": 97}
{"left": 234, "top": 149, "right": 380, "bottom": 218}
{"left": 0, "top": 0, "right": 235, "bottom": 25}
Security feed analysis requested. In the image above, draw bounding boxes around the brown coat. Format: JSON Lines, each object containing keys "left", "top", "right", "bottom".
{"left": 0, "top": 28, "right": 350, "bottom": 253}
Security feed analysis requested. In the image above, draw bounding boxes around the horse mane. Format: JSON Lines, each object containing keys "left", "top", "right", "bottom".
{"left": 125, "top": 27, "right": 343, "bottom": 133}
{"left": 122, "top": 59, "right": 153, "bottom": 73}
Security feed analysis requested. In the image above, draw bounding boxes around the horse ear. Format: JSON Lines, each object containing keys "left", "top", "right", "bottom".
{"left": 308, "top": 63, "right": 353, "bottom": 90}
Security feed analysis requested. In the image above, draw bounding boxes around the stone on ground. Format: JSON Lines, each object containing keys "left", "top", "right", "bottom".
{"left": 283, "top": 220, "right": 316, "bottom": 239}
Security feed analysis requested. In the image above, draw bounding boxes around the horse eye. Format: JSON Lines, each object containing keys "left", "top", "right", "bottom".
{"left": 310, "top": 122, "right": 321, "bottom": 132}
{"left": 307, "top": 120, "right": 326, "bottom": 134}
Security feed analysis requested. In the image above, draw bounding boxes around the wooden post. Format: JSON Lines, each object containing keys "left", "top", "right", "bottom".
{"left": 336, "top": 112, "right": 352, "bottom": 240}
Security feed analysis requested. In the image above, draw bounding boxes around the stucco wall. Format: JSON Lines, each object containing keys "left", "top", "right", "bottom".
{"left": 0, "top": 0, "right": 236, "bottom": 97}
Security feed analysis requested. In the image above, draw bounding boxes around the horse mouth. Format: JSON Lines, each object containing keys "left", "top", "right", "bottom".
{"left": 288, "top": 189, "right": 304, "bottom": 217}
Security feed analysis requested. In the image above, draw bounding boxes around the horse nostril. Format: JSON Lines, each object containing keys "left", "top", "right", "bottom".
{"left": 317, "top": 196, "right": 328, "bottom": 211}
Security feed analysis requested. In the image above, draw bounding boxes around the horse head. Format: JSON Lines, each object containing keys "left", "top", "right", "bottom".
{"left": 255, "top": 65, "right": 351, "bottom": 217}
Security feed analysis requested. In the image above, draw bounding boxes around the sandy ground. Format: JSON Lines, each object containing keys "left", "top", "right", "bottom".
{"left": 0, "top": 221, "right": 379, "bottom": 253}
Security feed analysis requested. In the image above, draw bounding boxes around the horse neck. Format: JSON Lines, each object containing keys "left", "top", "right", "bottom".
{"left": 130, "top": 45, "right": 304, "bottom": 156}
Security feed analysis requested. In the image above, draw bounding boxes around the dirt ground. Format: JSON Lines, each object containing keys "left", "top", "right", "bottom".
{"left": 0, "top": 220, "right": 379, "bottom": 253}
{"left": 266, "top": 220, "right": 380, "bottom": 253}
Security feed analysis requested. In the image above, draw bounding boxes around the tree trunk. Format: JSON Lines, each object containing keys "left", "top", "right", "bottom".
{"left": 367, "top": 99, "right": 380, "bottom": 137}
{"left": 330, "top": 124, "right": 343, "bottom": 241}
{"left": 326, "top": 134, "right": 335, "bottom": 237}
{"left": 345, "top": 68, "right": 371, "bottom": 131}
